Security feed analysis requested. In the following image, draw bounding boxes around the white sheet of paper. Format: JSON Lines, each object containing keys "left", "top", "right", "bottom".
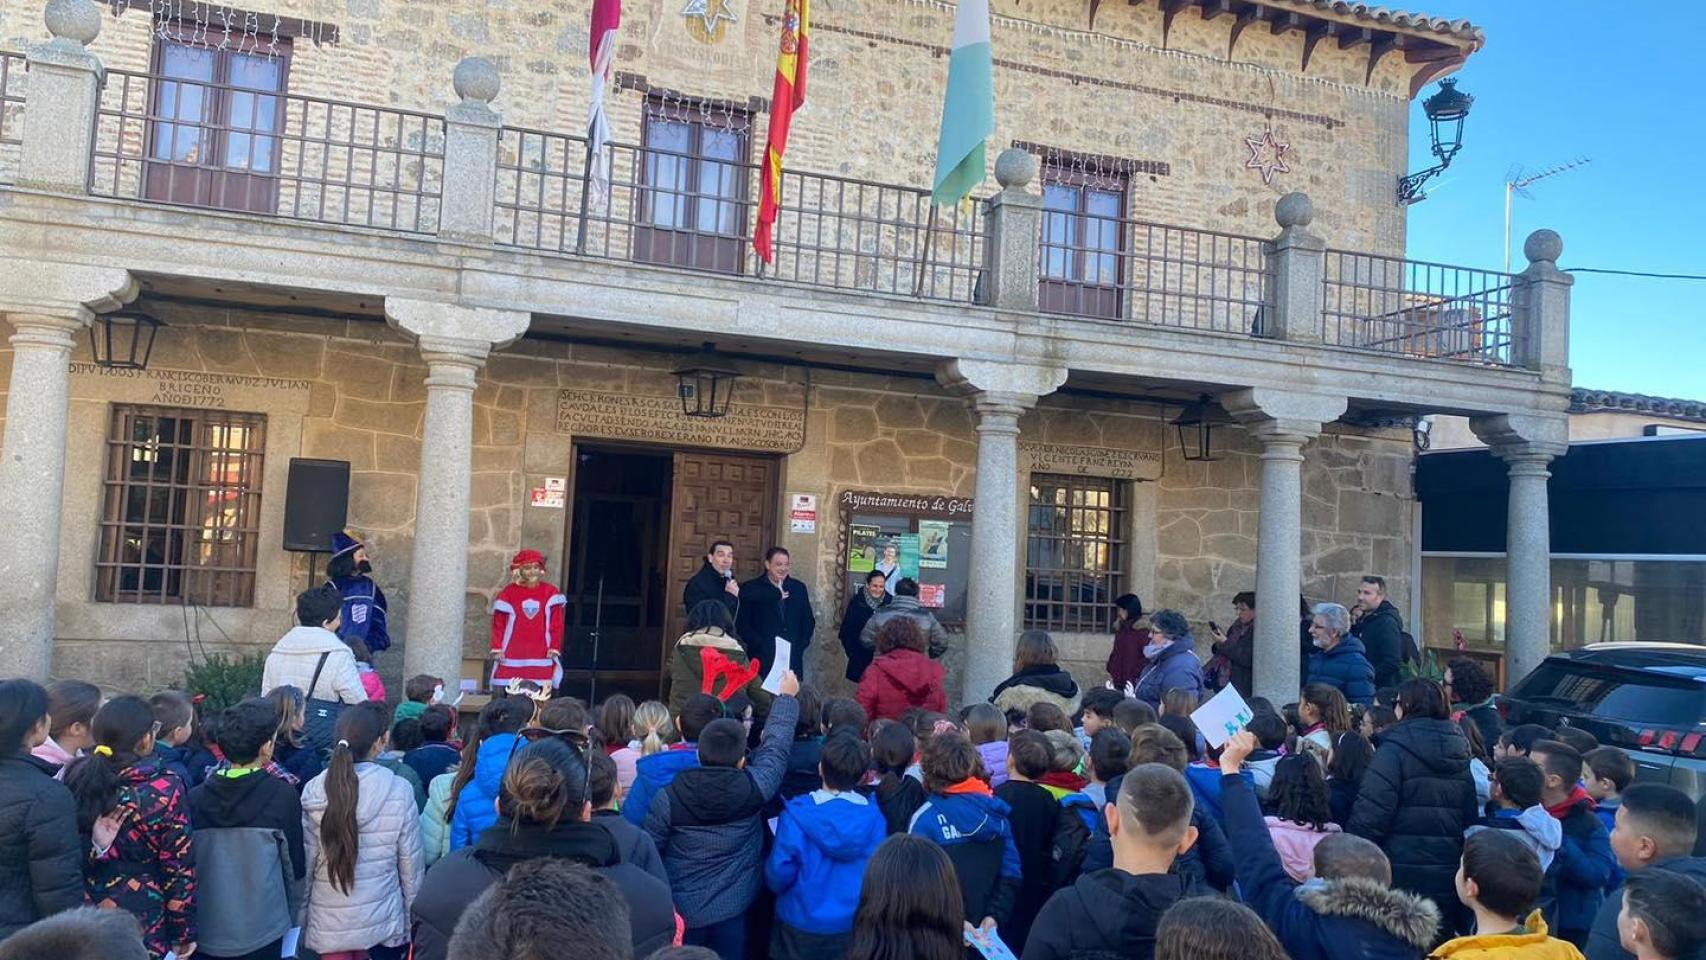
{"left": 1190, "top": 684, "right": 1256, "bottom": 750}
{"left": 761, "top": 637, "right": 791, "bottom": 694}
{"left": 767, "top": 816, "right": 780, "bottom": 834}
{"left": 281, "top": 926, "right": 302, "bottom": 957}
{"left": 163, "top": 953, "right": 177, "bottom": 960}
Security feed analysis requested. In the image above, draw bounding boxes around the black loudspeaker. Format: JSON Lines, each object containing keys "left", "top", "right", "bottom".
{"left": 283, "top": 458, "right": 351, "bottom": 552}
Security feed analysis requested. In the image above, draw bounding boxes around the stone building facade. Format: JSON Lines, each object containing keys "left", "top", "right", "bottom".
{"left": 0, "top": 0, "right": 1572, "bottom": 706}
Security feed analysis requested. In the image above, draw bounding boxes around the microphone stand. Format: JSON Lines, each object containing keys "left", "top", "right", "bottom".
{"left": 588, "top": 575, "right": 604, "bottom": 704}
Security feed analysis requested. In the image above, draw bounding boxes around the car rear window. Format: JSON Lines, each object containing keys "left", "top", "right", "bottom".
{"left": 1509, "top": 660, "right": 1705, "bottom": 728}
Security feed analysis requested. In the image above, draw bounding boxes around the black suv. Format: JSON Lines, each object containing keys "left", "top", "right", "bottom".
{"left": 1502, "top": 642, "right": 1705, "bottom": 852}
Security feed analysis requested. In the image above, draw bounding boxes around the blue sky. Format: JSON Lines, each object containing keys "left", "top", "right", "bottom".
{"left": 1401, "top": 2, "right": 1703, "bottom": 400}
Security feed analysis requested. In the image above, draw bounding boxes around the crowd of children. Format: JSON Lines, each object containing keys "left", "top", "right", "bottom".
{"left": 3, "top": 632, "right": 1706, "bottom": 960}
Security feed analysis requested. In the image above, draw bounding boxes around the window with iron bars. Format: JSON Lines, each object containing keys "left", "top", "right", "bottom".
{"left": 1024, "top": 474, "right": 1127, "bottom": 632}
{"left": 96, "top": 406, "right": 266, "bottom": 607}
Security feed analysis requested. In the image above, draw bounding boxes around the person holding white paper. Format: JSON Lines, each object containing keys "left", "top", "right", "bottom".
{"left": 737, "top": 547, "right": 817, "bottom": 678}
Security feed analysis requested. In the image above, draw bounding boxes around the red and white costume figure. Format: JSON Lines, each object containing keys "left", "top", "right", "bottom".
{"left": 490, "top": 549, "right": 567, "bottom": 689}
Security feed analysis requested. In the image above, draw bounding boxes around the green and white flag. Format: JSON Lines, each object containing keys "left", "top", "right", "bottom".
{"left": 931, "top": 0, "right": 994, "bottom": 206}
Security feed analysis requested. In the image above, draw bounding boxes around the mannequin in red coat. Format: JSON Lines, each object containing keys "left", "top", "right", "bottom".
{"left": 491, "top": 549, "right": 567, "bottom": 690}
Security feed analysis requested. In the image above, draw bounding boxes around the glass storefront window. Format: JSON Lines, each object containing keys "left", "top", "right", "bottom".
{"left": 1422, "top": 555, "right": 1706, "bottom": 652}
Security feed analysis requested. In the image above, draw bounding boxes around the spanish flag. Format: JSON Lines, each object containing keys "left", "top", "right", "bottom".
{"left": 754, "top": 0, "right": 808, "bottom": 264}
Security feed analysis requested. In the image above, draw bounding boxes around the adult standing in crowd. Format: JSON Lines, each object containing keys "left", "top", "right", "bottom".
{"left": 0, "top": 679, "right": 83, "bottom": 941}
{"left": 737, "top": 547, "right": 816, "bottom": 677}
{"left": 326, "top": 531, "right": 391, "bottom": 658}
{"left": 263, "top": 585, "right": 368, "bottom": 706}
{"left": 1446, "top": 657, "right": 1503, "bottom": 751}
{"left": 1105, "top": 594, "right": 1152, "bottom": 692}
{"left": 861, "top": 578, "right": 948, "bottom": 661}
{"left": 857, "top": 619, "right": 946, "bottom": 722}
{"left": 839, "top": 570, "right": 891, "bottom": 683}
{"left": 1135, "top": 610, "right": 1205, "bottom": 710}
{"left": 992, "top": 630, "right": 1082, "bottom": 722}
{"left": 683, "top": 539, "right": 741, "bottom": 619}
{"left": 1208, "top": 591, "right": 1256, "bottom": 696}
{"left": 1354, "top": 576, "right": 1408, "bottom": 689}
{"left": 1348, "top": 678, "right": 1478, "bottom": 928}
{"left": 1306, "top": 603, "right": 1376, "bottom": 706}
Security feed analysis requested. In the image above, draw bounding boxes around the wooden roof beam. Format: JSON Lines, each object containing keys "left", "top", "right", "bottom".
{"left": 1161, "top": 0, "right": 1195, "bottom": 48}
{"left": 1364, "top": 32, "right": 1399, "bottom": 84}
{"left": 1228, "top": 3, "right": 1262, "bottom": 60}
{"left": 1300, "top": 20, "right": 1333, "bottom": 73}
{"left": 1338, "top": 26, "right": 1373, "bottom": 49}
{"left": 1200, "top": 0, "right": 1233, "bottom": 21}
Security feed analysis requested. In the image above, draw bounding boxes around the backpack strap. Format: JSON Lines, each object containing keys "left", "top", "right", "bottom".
{"left": 306, "top": 651, "right": 331, "bottom": 701}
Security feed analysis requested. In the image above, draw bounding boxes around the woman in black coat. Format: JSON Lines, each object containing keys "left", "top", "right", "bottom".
{"left": 1347, "top": 679, "right": 1479, "bottom": 930}
{"left": 0, "top": 679, "right": 85, "bottom": 940}
{"left": 839, "top": 570, "right": 892, "bottom": 683}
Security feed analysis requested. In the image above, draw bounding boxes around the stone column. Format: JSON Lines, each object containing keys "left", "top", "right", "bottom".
{"left": 1471, "top": 413, "right": 1568, "bottom": 687}
{"left": 1262, "top": 192, "right": 1326, "bottom": 342}
{"left": 984, "top": 148, "right": 1043, "bottom": 312}
{"left": 439, "top": 57, "right": 502, "bottom": 244}
{"left": 386, "top": 299, "right": 530, "bottom": 687}
{"left": 938, "top": 358, "right": 1067, "bottom": 703}
{"left": 0, "top": 263, "right": 137, "bottom": 680}
{"left": 20, "top": 0, "right": 105, "bottom": 195}
{"left": 1223, "top": 387, "right": 1347, "bottom": 704}
{"left": 1511, "top": 229, "right": 1573, "bottom": 385}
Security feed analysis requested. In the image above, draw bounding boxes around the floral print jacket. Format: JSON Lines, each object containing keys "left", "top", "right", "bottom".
{"left": 84, "top": 761, "right": 195, "bottom": 958}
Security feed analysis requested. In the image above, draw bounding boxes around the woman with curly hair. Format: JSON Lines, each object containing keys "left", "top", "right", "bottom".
{"left": 1446, "top": 657, "right": 1502, "bottom": 751}
{"left": 857, "top": 618, "right": 946, "bottom": 722}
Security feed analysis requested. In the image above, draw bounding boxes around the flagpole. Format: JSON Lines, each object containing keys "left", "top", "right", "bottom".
{"left": 575, "top": 121, "right": 597, "bottom": 255}
{"left": 914, "top": 202, "right": 940, "bottom": 298}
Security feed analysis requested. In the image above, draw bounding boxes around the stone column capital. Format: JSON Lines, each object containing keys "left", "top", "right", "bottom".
{"left": 385, "top": 298, "right": 531, "bottom": 351}
{"left": 0, "top": 263, "right": 138, "bottom": 325}
{"left": 1469, "top": 412, "right": 1569, "bottom": 466}
{"left": 936, "top": 358, "right": 1067, "bottom": 403}
{"left": 1221, "top": 387, "right": 1346, "bottom": 439}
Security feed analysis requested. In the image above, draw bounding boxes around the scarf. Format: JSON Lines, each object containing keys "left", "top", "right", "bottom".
{"left": 1038, "top": 770, "right": 1089, "bottom": 792}
{"left": 943, "top": 776, "right": 992, "bottom": 797}
{"left": 1143, "top": 639, "right": 1172, "bottom": 659}
{"left": 861, "top": 591, "right": 886, "bottom": 612}
{"left": 1545, "top": 785, "right": 1595, "bottom": 819}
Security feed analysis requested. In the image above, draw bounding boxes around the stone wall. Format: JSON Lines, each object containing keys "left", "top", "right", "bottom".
{"left": 1, "top": 0, "right": 1416, "bottom": 251}
{"left": 1, "top": 301, "right": 1415, "bottom": 702}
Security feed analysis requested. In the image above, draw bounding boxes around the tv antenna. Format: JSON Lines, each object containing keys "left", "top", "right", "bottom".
{"left": 1504, "top": 158, "right": 1591, "bottom": 273}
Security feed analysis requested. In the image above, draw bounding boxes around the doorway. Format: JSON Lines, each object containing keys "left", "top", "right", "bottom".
{"left": 559, "top": 445, "right": 778, "bottom": 703}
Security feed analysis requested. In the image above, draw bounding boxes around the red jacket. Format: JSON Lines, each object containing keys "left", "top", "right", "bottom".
{"left": 856, "top": 649, "right": 946, "bottom": 722}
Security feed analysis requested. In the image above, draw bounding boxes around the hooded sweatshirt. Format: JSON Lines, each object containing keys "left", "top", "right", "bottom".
{"left": 909, "top": 780, "right": 1023, "bottom": 928}
{"left": 978, "top": 740, "right": 1011, "bottom": 789}
{"left": 186, "top": 768, "right": 306, "bottom": 956}
{"left": 1431, "top": 910, "right": 1587, "bottom": 960}
{"left": 766, "top": 789, "right": 887, "bottom": 935}
{"left": 622, "top": 743, "right": 699, "bottom": 826}
{"left": 1265, "top": 816, "right": 1343, "bottom": 882}
{"left": 1467, "top": 806, "right": 1563, "bottom": 874}
{"left": 1020, "top": 868, "right": 1202, "bottom": 960}
{"left": 449, "top": 732, "right": 519, "bottom": 850}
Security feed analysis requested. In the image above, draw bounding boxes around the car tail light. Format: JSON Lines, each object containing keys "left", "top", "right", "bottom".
{"left": 1682, "top": 732, "right": 1705, "bottom": 757}
{"left": 1635, "top": 728, "right": 1706, "bottom": 756}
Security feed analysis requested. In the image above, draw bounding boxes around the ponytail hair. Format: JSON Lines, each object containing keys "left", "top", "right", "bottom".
{"left": 0, "top": 679, "right": 49, "bottom": 758}
{"left": 632, "top": 700, "right": 675, "bottom": 756}
{"left": 63, "top": 696, "right": 154, "bottom": 834}
{"left": 445, "top": 696, "right": 532, "bottom": 823}
{"left": 321, "top": 701, "right": 387, "bottom": 895}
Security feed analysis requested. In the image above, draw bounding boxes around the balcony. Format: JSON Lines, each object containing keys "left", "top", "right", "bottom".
{"left": 0, "top": 46, "right": 1558, "bottom": 383}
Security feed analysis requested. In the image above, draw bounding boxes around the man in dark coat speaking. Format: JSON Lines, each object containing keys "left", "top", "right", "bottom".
{"left": 736, "top": 547, "right": 816, "bottom": 677}
{"left": 682, "top": 539, "right": 740, "bottom": 618}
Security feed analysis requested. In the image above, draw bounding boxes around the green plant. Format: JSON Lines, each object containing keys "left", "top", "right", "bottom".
{"left": 183, "top": 651, "right": 267, "bottom": 713}
{"left": 1400, "top": 645, "right": 1446, "bottom": 684}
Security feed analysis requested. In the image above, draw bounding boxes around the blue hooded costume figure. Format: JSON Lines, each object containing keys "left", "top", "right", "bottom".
{"left": 327, "top": 531, "right": 390, "bottom": 654}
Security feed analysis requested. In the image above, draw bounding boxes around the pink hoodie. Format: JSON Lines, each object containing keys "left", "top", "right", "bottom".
{"left": 31, "top": 736, "right": 74, "bottom": 772}
{"left": 1264, "top": 816, "right": 1341, "bottom": 882}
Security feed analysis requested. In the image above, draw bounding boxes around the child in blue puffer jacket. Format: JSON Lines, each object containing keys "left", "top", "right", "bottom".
{"left": 765, "top": 729, "right": 886, "bottom": 960}
{"left": 449, "top": 729, "right": 521, "bottom": 850}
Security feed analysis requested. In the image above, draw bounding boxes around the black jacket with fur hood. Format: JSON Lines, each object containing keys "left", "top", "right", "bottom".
{"left": 990, "top": 664, "right": 1081, "bottom": 722}
{"left": 1221, "top": 771, "right": 1439, "bottom": 960}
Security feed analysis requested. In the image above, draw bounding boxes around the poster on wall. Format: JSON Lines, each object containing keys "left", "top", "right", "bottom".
{"left": 919, "top": 582, "right": 946, "bottom": 608}
{"left": 894, "top": 534, "right": 921, "bottom": 582}
{"left": 918, "top": 520, "right": 949, "bottom": 569}
{"left": 848, "top": 524, "right": 880, "bottom": 572}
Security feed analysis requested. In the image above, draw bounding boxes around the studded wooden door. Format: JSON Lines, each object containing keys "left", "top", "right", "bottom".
{"left": 663, "top": 451, "right": 778, "bottom": 664}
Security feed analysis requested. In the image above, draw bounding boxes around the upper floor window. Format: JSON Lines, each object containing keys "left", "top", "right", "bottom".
{"left": 1040, "top": 161, "right": 1127, "bottom": 319}
{"left": 145, "top": 36, "right": 290, "bottom": 214}
{"left": 634, "top": 97, "right": 750, "bottom": 274}
{"left": 96, "top": 406, "right": 266, "bottom": 607}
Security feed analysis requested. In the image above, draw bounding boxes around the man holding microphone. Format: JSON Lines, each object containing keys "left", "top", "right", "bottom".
{"left": 683, "top": 539, "right": 741, "bottom": 618}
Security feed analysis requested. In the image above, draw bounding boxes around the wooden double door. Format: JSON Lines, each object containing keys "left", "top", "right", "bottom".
{"left": 558, "top": 445, "right": 776, "bottom": 702}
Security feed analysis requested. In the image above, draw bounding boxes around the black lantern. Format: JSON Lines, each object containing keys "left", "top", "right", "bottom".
{"left": 89, "top": 310, "right": 163, "bottom": 370}
{"left": 1171, "top": 394, "right": 1232, "bottom": 462}
{"left": 673, "top": 344, "right": 740, "bottom": 419}
{"left": 1398, "top": 78, "right": 1475, "bottom": 204}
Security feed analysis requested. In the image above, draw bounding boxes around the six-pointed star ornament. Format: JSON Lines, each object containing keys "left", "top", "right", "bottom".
{"left": 682, "top": 0, "right": 738, "bottom": 32}
{"left": 1244, "top": 128, "right": 1290, "bottom": 185}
